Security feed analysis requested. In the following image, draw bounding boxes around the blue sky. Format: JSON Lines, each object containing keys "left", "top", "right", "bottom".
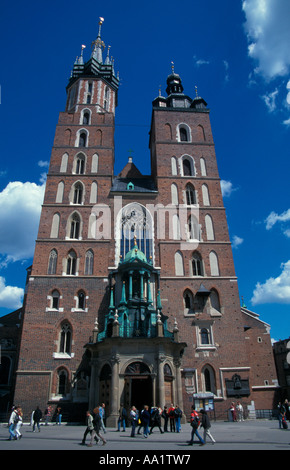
{"left": 0, "top": 0, "right": 290, "bottom": 342}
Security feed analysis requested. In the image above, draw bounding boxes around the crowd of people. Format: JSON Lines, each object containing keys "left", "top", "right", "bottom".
{"left": 7, "top": 404, "right": 62, "bottom": 440}
{"left": 9, "top": 401, "right": 261, "bottom": 446}
{"left": 80, "top": 403, "right": 215, "bottom": 447}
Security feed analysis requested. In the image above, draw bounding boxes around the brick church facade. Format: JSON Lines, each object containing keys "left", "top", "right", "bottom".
{"left": 10, "top": 21, "right": 278, "bottom": 423}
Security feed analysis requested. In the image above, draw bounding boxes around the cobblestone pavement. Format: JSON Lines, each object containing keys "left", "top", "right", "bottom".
{"left": 0, "top": 420, "right": 290, "bottom": 453}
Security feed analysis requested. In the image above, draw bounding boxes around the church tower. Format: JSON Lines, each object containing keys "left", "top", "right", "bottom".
{"left": 14, "top": 23, "right": 278, "bottom": 422}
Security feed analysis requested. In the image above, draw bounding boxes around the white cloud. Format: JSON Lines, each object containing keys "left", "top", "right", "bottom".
{"left": 261, "top": 89, "right": 279, "bottom": 112}
{"left": 0, "top": 181, "right": 45, "bottom": 264}
{"left": 242, "top": 0, "right": 290, "bottom": 80}
{"left": 242, "top": 0, "right": 290, "bottom": 122}
{"left": 38, "top": 160, "right": 49, "bottom": 168}
{"left": 232, "top": 235, "right": 244, "bottom": 249}
{"left": 220, "top": 180, "right": 236, "bottom": 198}
{"left": 0, "top": 276, "right": 24, "bottom": 309}
{"left": 193, "top": 56, "right": 210, "bottom": 67}
{"left": 251, "top": 260, "right": 290, "bottom": 305}
{"left": 265, "top": 208, "right": 290, "bottom": 236}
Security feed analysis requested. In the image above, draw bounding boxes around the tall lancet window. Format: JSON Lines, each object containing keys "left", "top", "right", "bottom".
{"left": 116, "top": 203, "right": 154, "bottom": 263}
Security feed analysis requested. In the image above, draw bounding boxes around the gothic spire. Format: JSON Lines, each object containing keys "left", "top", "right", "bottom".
{"left": 91, "top": 17, "right": 105, "bottom": 63}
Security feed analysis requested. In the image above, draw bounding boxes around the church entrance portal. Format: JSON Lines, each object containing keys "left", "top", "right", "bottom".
{"left": 124, "top": 362, "right": 153, "bottom": 411}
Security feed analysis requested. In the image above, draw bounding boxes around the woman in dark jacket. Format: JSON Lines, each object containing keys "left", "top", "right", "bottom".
{"left": 141, "top": 405, "right": 151, "bottom": 438}
{"left": 200, "top": 409, "right": 215, "bottom": 444}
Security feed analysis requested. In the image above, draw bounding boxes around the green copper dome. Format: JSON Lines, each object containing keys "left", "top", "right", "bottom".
{"left": 124, "top": 246, "right": 147, "bottom": 263}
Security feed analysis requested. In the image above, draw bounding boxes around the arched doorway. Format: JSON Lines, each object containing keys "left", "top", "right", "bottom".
{"left": 123, "top": 362, "right": 153, "bottom": 412}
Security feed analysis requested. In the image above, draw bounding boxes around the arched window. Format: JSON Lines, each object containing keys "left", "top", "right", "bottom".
{"left": 171, "top": 156, "right": 177, "bottom": 175}
{"left": 117, "top": 203, "right": 153, "bottom": 263}
{"left": 86, "top": 82, "right": 93, "bottom": 104}
{"left": 66, "top": 250, "right": 77, "bottom": 275}
{"left": 77, "top": 291, "right": 86, "bottom": 310}
{"left": 183, "top": 289, "right": 194, "bottom": 313}
{"left": 210, "top": 251, "right": 220, "bottom": 276}
{"left": 73, "top": 182, "right": 83, "bottom": 204}
{"left": 178, "top": 124, "right": 191, "bottom": 142}
{"left": 48, "top": 249, "right": 58, "bottom": 274}
{"left": 59, "top": 323, "right": 72, "bottom": 355}
{"left": 172, "top": 214, "right": 181, "bottom": 240}
{"left": 202, "top": 184, "right": 210, "bottom": 206}
{"left": 188, "top": 214, "right": 200, "bottom": 240}
{"left": 74, "top": 153, "right": 86, "bottom": 174}
{"left": 50, "top": 213, "right": 60, "bottom": 238}
{"left": 165, "top": 123, "right": 172, "bottom": 140}
{"left": 180, "top": 155, "right": 195, "bottom": 176}
{"left": 70, "top": 213, "right": 80, "bottom": 239}
{"left": 89, "top": 181, "right": 98, "bottom": 204}
{"left": 85, "top": 249, "right": 94, "bottom": 275}
{"left": 180, "top": 127, "right": 188, "bottom": 141}
{"left": 201, "top": 365, "right": 216, "bottom": 394}
{"left": 60, "top": 153, "right": 68, "bottom": 172}
{"left": 200, "top": 158, "right": 207, "bottom": 176}
{"left": 183, "top": 158, "right": 192, "bottom": 176}
{"left": 174, "top": 251, "right": 184, "bottom": 276}
{"left": 56, "top": 181, "right": 64, "bottom": 203}
{"left": 79, "top": 132, "right": 87, "bottom": 147}
{"left": 82, "top": 110, "right": 91, "bottom": 125}
{"left": 192, "top": 252, "right": 203, "bottom": 276}
{"left": 104, "top": 86, "right": 109, "bottom": 110}
{"left": 51, "top": 289, "right": 60, "bottom": 309}
{"left": 210, "top": 289, "right": 221, "bottom": 313}
{"left": 171, "top": 183, "right": 178, "bottom": 205}
{"left": 91, "top": 154, "right": 99, "bottom": 173}
{"left": 205, "top": 214, "right": 215, "bottom": 241}
{"left": 57, "top": 369, "right": 68, "bottom": 396}
{"left": 185, "top": 184, "right": 196, "bottom": 205}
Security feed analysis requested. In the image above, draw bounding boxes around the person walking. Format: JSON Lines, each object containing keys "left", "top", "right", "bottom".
{"left": 99, "top": 403, "right": 106, "bottom": 433}
{"left": 168, "top": 403, "right": 176, "bottom": 432}
{"left": 88, "top": 407, "right": 107, "bottom": 446}
{"left": 118, "top": 405, "right": 127, "bottom": 432}
{"left": 81, "top": 410, "right": 98, "bottom": 445}
{"left": 200, "top": 409, "right": 215, "bottom": 444}
{"left": 161, "top": 406, "right": 169, "bottom": 432}
{"left": 149, "top": 406, "right": 164, "bottom": 434}
{"left": 277, "top": 402, "right": 286, "bottom": 429}
{"left": 44, "top": 405, "right": 53, "bottom": 425}
{"left": 174, "top": 405, "right": 182, "bottom": 433}
{"left": 130, "top": 406, "right": 139, "bottom": 437}
{"left": 188, "top": 406, "right": 205, "bottom": 446}
{"left": 32, "top": 406, "right": 42, "bottom": 432}
{"left": 8, "top": 406, "right": 19, "bottom": 440}
{"left": 56, "top": 406, "right": 62, "bottom": 425}
{"left": 14, "top": 407, "right": 23, "bottom": 439}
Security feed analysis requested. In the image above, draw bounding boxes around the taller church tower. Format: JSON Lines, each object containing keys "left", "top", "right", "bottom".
{"left": 14, "top": 22, "right": 277, "bottom": 423}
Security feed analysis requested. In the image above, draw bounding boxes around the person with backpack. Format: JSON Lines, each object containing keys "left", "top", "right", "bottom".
{"left": 188, "top": 406, "right": 205, "bottom": 446}
{"left": 149, "top": 406, "right": 164, "bottom": 434}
